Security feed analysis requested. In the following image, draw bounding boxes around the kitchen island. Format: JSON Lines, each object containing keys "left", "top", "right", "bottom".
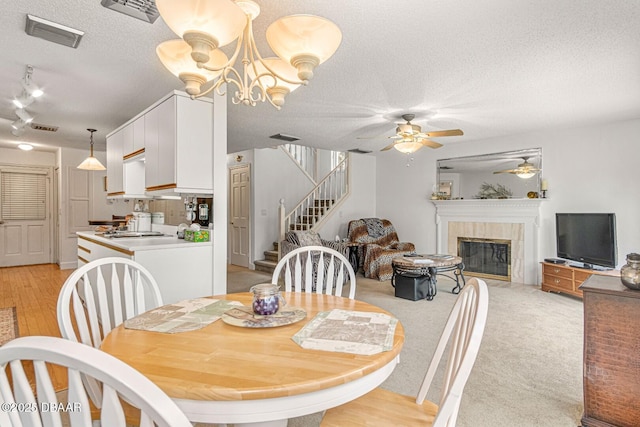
{"left": 77, "top": 231, "right": 213, "bottom": 303}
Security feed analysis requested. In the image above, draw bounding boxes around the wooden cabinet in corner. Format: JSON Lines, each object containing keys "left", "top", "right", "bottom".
{"left": 540, "top": 262, "right": 620, "bottom": 298}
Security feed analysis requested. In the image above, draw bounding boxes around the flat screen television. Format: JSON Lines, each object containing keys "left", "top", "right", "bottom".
{"left": 555, "top": 213, "right": 617, "bottom": 269}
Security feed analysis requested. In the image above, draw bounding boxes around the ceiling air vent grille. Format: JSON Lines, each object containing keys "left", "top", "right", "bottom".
{"left": 30, "top": 123, "right": 59, "bottom": 132}
{"left": 25, "top": 14, "right": 84, "bottom": 48}
{"left": 348, "top": 148, "right": 372, "bottom": 154}
{"left": 269, "top": 133, "right": 300, "bottom": 142}
{"left": 101, "top": 0, "right": 160, "bottom": 23}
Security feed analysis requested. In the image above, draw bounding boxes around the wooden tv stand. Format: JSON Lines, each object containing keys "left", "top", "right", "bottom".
{"left": 540, "top": 262, "right": 620, "bottom": 298}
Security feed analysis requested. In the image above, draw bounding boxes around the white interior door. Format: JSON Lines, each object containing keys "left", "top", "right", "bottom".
{"left": 229, "top": 164, "right": 250, "bottom": 267}
{"left": 0, "top": 166, "right": 52, "bottom": 267}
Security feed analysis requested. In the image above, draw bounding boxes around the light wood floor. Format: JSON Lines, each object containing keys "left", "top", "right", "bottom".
{"left": 0, "top": 263, "right": 73, "bottom": 390}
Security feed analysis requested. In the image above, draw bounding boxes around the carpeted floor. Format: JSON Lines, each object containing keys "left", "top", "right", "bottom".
{"left": 0, "top": 307, "right": 19, "bottom": 346}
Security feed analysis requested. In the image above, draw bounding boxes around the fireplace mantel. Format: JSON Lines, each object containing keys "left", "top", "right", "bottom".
{"left": 432, "top": 199, "right": 544, "bottom": 284}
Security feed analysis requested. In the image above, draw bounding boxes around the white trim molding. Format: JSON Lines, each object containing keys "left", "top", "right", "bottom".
{"left": 432, "top": 199, "right": 543, "bottom": 285}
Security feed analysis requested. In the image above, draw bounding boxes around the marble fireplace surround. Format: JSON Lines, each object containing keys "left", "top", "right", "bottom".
{"left": 432, "top": 199, "right": 542, "bottom": 284}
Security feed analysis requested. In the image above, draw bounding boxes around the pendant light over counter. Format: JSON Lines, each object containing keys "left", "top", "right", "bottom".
{"left": 77, "top": 128, "right": 106, "bottom": 170}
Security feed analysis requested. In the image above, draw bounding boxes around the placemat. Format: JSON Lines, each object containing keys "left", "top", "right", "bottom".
{"left": 124, "top": 298, "right": 242, "bottom": 333}
{"left": 292, "top": 309, "right": 397, "bottom": 355}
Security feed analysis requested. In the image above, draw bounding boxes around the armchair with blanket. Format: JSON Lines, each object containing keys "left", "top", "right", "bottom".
{"left": 347, "top": 218, "right": 415, "bottom": 281}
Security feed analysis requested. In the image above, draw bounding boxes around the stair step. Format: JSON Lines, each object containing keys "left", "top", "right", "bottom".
{"left": 290, "top": 223, "right": 311, "bottom": 231}
{"left": 296, "top": 215, "right": 319, "bottom": 224}
{"left": 314, "top": 199, "right": 334, "bottom": 207}
{"left": 254, "top": 259, "right": 277, "bottom": 274}
{"left": 306, "top": 207, "right": 327, "bottom": 215}
{"left": 264, "top": 250, "right": 279, "bottom": 262}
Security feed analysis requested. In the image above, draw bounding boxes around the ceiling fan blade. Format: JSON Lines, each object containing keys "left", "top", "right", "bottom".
{"left": 380, "top": 142, "right": 397, "bottom": 151}
{"left": 420, "top": 139, "right": 443, "bottom": 149}
{"left": 493, "top": 169, "right": 518, "bottom": 174}
{"left": 426, "top": 129, "right": 464, "bottom": 137}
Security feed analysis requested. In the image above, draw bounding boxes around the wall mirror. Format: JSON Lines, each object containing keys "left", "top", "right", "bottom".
{"left": 436, "top": 148, "right": 542, "bottom": 200}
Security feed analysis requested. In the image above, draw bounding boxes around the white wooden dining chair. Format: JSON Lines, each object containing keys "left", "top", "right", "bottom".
{"left": 0, "top": 336, "right": 193, "bottom": 427}
{"left": 321, "top": 277, "right": 489, "bottom": 427}
{"left": 56, "top": 257, "right": 163, "bottom": 421}
{"left": 272, "top": 245, "right": 357, "bottom": 299}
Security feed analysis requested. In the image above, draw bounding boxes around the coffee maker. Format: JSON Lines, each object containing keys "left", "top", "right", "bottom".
{"left": 184, "top": 196, "right": 212, "bottom": 227}
{"left": 196, "top": 197, "right": 212, "bottom": 227}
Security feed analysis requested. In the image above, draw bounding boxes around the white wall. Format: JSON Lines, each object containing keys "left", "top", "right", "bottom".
{"left": 376, "top": 118, "right": 640, "bottom": 279}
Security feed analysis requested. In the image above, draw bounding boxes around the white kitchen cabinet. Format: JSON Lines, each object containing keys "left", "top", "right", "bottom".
{"left": 145, "top": 92, "right": 213, "bottom": 195}
{"left": 77, "top": 232, "right": 213, "bottom": 303}
{"left": 122, "top": 118, "right": 145, "bottom": 160}
{"left": 106, "top": 128, "right": 124, "bottom": 197}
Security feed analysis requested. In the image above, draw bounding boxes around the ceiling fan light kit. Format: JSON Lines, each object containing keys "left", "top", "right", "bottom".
{"left": 379, "top": 113, "right": 463, "bottom": 154}
{"left": 492, "top": 157, "right": 541, "bottom": 179}
{"left": 155, "top": 0, "right": 342, "bottom": 109}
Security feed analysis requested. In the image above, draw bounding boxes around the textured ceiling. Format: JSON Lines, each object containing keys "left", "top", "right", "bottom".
{"left": 1, "top": 0, "right": 639, "bottom": 155}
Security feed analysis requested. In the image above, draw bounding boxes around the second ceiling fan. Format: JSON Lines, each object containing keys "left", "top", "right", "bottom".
{"left": 380, "top": 114, "right": 463, "bottom": 153}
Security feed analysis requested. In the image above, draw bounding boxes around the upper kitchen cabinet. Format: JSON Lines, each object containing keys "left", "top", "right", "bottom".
{"left": 106, "top": 120, "right": 148, "bottom": 199}
{"left": 145, "top": 92, "right": 213, "bottom": 195}
{"left": 106, "top": 127, "right": 124, "bottom": 197}
{"left": 122, "top": 116, "right": 145, "bottom": 160}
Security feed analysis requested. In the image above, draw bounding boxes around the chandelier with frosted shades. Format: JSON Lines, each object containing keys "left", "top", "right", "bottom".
{"left": 155, "top": 0, "right": 342, "bottom": 109}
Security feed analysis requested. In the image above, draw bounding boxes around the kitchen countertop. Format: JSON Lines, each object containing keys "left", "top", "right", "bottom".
{"left": 77, "top": 231, "right": 212, "bottom": 251}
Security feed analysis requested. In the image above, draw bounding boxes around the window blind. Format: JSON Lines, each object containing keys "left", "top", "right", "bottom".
{"left": 1, "top": 171, "right": 46, "bottom": 220}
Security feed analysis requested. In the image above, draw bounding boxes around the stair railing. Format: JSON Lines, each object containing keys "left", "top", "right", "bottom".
{"left": 281, "top": 144, "right": 317, "bottom": 184}
{"left": 279, "top": 155, "right": 350, "bottom": 245}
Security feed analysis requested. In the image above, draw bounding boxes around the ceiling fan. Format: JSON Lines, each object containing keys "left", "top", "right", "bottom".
{"left": 493, "top": 157, "right": 541, "bottom": 179}
{"left": 378, "top": 114, "right": 463, "bottom": 153}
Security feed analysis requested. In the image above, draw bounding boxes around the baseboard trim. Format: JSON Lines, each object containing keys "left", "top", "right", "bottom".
{"left": 59, "top": 261, "right": 77, "bottom": 270}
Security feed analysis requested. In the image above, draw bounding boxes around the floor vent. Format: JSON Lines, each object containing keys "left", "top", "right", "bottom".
{"left": 101, "top": 0, "right": 160, "bottom": 23}
{"left": 30, "top": 123, "right": 59, "bottom": 132}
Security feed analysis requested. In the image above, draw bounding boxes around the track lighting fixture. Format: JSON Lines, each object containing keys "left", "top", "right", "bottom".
{"left": 9, "top": 65, "right": 43, "bottom": 135}
{"left": 12, "top": 94, "right": 34, "bottom": 109}
{"left": 15, "top": 109, "right": 33, "bottom": 123}
{"left": 11, "top": 120, "right": 26, "bottom": 130}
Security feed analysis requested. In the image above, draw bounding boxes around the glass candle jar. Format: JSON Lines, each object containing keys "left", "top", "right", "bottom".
{"left": 621, "top": 253, "right": 640, "bottom": 290}
{"left": 250, "top": 284, "right": 284, "bottom": 315}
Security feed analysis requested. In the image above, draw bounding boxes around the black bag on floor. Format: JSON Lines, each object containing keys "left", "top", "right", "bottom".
{"left": 391, "top": 267, "right": 436, "bottom": 301}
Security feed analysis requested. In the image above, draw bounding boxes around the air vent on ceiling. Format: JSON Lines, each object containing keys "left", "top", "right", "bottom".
{"left": 269, "top": 133, "right": 300, "bottom": 142}
{"left": 348, "top": 148, "right": 373, "bottom": 154}
{"left": 439, "top": 166, "right": 453, "bottom": 170}
{"left": 101, "top": 0, "right": 160, "bottom": 23}
{"left": 30, "top": 123, "right": 58, "bottom": 132}
{"left": 25, "top": 14, "right": 84, "bottom": 48}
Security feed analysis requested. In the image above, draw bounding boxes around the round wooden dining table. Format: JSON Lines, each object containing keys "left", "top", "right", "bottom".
{"left": 100, "top": 292, "right": 405, "bottom": 426}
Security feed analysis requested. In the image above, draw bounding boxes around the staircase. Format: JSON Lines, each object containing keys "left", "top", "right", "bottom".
{"left": 253, "top": 147, "right": 350, "bottom": 273}
{"left": 278, "top": 154, "right": 350, "bottom": 246}
{"left": 254, "top": 241, "right": 279, "bottom": 274}
{"left": 288, "top": 199, "right": 335, "bottom": 231}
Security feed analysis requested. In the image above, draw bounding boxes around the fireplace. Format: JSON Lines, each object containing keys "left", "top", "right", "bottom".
{"left": 458, "top": 237, "right": 511, "bottom": 281}
{"left": 432, "top": 199, "right": 542, "bottom": 284}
